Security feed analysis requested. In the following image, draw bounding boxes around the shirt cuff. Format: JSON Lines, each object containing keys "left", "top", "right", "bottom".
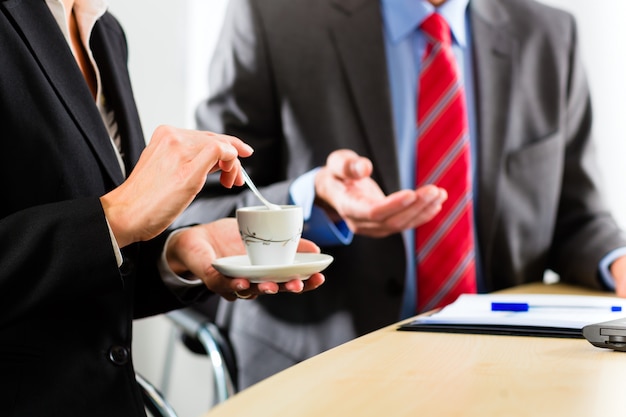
{"left": 289, "top": 168, "right": 354, "bottom": 246}
{"left": 105, "top": 216, "right": 123, "bottom": 267}
{"left": 289, "top": 168, "right": 320, "bottom": 220}
{"left": 157, "top": 227, "right": 204, "bottom": 295}
{"left": 598, "top": 247, "right": 626, "bottom": 290}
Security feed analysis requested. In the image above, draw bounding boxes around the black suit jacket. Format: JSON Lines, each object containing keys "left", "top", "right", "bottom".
{"left": 0, "top": 2, "right": 189, "bottom": 415}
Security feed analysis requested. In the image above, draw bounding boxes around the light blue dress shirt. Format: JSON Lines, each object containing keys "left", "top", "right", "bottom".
{"left": 381, "top": 0, "right": 475, "bottom": 317}
{"left": 290, "top": 0, "right": 619, "bottom": 319}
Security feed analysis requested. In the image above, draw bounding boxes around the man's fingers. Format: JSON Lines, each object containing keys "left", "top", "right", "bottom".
{"left": 348, "top": 158, "right": 373, "bottom": 178}
{"left": 368, "top": 185, "right": 446, "bottom": 221}
{"left": 326, "top": 149, "right": 373, "bottom": 179}
{"left": 342, "top": 186, "right": 447, "bottom": 237}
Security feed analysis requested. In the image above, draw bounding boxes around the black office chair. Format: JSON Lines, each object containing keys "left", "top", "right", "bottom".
{"left": 137, "top": 372, "right": 179, "bottom": 417}
{"left": 162, "top": 298, "right": 238, "bottom": 408}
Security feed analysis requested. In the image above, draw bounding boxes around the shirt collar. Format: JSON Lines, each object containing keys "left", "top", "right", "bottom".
{"left": 45, "top": 0, "right": 109, "bottom": 47}
{"left": 381, "top": 0, "right": 469, "bottom": 46}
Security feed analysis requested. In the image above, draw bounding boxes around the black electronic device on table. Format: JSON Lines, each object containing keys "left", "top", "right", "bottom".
{"left": 582, "top": 317, "right": 626, "bottom": 352}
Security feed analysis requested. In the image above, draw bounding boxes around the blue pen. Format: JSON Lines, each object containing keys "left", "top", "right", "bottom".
{"left": 491, "top": 302, "right": 623, "bottom": 312}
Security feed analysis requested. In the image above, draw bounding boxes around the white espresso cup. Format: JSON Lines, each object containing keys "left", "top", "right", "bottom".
{"left": 236, "top": 205, "right": 303, "bottom": 265}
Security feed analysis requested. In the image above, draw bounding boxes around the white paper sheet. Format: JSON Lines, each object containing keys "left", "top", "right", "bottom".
{"left": 412, "top": 293, "right": 626, "bottom": 330}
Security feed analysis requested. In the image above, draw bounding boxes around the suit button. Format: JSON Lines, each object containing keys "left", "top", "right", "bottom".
{"left": 109, "top": 346, "right": 130, "bottom": 365}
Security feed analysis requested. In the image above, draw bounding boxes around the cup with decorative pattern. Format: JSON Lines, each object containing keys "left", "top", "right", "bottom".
{"left": 236, "top": 205, "right": 303, "bottom": 265}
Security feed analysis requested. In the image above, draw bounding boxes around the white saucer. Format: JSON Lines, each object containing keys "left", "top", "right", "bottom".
{"left": 212, "top": 253, "right": 333, "bottom": 283}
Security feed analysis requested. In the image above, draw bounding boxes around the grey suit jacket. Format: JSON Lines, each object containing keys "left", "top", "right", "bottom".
{"left": 183, "top": 0, "right": 626, "bottom": 388}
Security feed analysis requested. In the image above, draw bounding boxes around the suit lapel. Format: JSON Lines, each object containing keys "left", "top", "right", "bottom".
{"left": 329, "top": 0, "right": 400, "bottom": 193}
{"left": 3, "top": 0, "right": 125, "bottom": 185}
{"left": 469, "top": 0, "right": 516, "bottom": 283}
{"left": 91, "top": 16, "right": 145, "bottom": 171}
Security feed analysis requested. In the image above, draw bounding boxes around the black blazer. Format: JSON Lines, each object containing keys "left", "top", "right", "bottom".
{"left": 0, "top": 2, "right": 189, "bottom": 415}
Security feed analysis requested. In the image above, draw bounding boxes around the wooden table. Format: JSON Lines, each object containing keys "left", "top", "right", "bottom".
{"left": 203, "top": 283, "right": 626, "bottom": 417}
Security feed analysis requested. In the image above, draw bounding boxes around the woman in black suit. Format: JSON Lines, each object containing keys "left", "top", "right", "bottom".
{"left": 0, "top": 1, "right": 323, "bottom": 416}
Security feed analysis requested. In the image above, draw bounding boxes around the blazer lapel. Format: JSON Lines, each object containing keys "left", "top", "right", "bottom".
{"left": 329, "top": 0, "right": 401, "bottom": 193}
{"left": 3, "top": 0, "right": 125, "bottom": 185}
{"left": 469, "top": 0, "right": 516, "bottom": 281}
{"left": 91, "top": 17, "right": 146, "bottom": 171}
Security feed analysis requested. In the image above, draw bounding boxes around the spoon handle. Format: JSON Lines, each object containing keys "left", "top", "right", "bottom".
{"left": 241, "top": 167, "right": 282, "bottom": 210}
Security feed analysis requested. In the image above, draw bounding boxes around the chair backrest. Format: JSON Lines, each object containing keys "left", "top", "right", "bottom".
{"left": 136, "top": 372, "right": 179, "bottom": 417}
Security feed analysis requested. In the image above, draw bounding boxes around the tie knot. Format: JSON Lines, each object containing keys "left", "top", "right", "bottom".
{"left": 420, "top": 13, "right": 451, "bottom": 46}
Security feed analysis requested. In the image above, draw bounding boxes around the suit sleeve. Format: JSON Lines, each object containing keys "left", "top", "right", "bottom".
{"left": 548, "top": 14, "right": 626, "bottom": 287}
{"left": 0, "top": 198, "right": 124, "bottom": 326}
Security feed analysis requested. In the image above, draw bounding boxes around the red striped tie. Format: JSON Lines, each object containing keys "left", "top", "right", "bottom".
{"left": 415, "top": 13, "right": 476, "bottom": 313}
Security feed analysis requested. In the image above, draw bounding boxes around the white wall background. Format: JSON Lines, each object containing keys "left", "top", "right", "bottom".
{"left": 105, "top": 1, "right": 626, "bottom": 416}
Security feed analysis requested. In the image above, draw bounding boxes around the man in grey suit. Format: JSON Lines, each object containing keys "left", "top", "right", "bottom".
{"left": 181, "top": 0, "right": 626, "bottom": 389}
